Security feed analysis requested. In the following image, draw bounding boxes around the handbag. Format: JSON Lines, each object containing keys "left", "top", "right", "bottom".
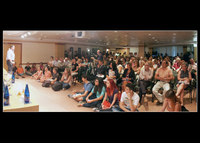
{"left": 103, "top": 100, "right": 111, "bottom": 107}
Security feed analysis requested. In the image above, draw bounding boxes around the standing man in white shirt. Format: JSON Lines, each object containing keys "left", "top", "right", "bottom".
{"left": 6, "top": 45, "right": 15, "bottom": 74}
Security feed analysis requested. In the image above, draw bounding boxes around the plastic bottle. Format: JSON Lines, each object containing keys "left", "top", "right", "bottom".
{"left": 24, "top": 84, "right": 30, "bottom": 103}
{"left": 12, "top": 72, "right": 15, "bottom": 83}
{"left": 4, "top": 85, "right": 9, "bottom": 105}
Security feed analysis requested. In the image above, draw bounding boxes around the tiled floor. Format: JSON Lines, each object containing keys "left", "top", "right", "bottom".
{"left": 15, "top": 75, "right": 197, "bottom": 112}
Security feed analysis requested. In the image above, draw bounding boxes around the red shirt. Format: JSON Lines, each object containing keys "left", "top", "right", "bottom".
{"left": 173, "top": 62, "right": 181, "bottom": 70}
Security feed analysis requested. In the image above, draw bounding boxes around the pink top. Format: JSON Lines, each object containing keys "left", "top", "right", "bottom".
{"left": 173, "top": 62, "right": 181, "bottom": 70}
{"left": 44, "top": 71, "right": 51, "bottom": 78}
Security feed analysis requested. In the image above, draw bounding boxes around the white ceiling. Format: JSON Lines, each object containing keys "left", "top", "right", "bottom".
{"left": 3, "top": 30, "right": 197, "bottom": 48}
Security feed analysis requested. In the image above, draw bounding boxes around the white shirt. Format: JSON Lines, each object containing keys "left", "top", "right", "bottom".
{"left": 6, "top": 48, "right": 15, "bottom": 62}
{"left": 53, "top": 60, "right": 61, "bottom": 66}
{"left": 139, "top": 68, "right": 153, "bottom": 81}
{"left": 120, "top": 92, "right": 140, "bottom": 109}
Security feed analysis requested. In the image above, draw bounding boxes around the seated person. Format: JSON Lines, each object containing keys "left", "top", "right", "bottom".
{"left": 71, "top": 59, "right": 79, "bottom": 73}
{"left": 13, "top": 62, "right": 19, "bottom": 79}
{"left": 172, "top": 58, "right": 181, "bottom": 73}
{"left": 31, "top": 63, "right": 37, "bottom": 74}
{"left": 87, "top": 59, "right": 107, "bottom": 81}
{"left": 57, "top": 58, "right": 66, "bottom": 73}
{"left": 48, "top": 56, "right": 55, "bottom": 73}
{"left": 31, "top": 67, "right": 43, "bottom": 80}
{"left": 159, "top": 89, "right": 182, "bottom": 112}
{"left": 40, "top": 62, "right": 44, "bottom": 71}
{"left": 51, "top": 68, "right": 60, "bottom": 85}
{"left": 25, "top": 62, "right": 33, "bottom": 76}
{"left": 17, "top": 63, "right": 25, "bottom": 78}
{"left": 64, "top": 57, "right": 70, "bottom": 66}
{"left": 78, "top": 77, "right": 106, "bottom": 108}
{"left": 98, "top": 79, "right": 119, "bottom": 112}
{"left": 53, "top": 57, "right": 61, "bottom": 67}
{"left": 68, "top": 74, "right": 93, "bottom": 102}
{"left": 188, "top": 58, "right": 197, "bottom": 79}
{"left": 116, "top": 59, "right": 124, "bottom": 75}
{"left": 138, "top": 62, "right": 153, "bottom": 106}
{"left": 152, "top": 60, "right": 174, "bottom": 106}
{"left": 114, "top": 83, "right": 140, "bottom": 112}
{"left": 59, "top": 68, "right": 73, "bottom": 90}
{"left": 40, "top": 66, "right": 52, "bottom": 83}
{"left": 121, "top": 63, "right": 135, "bottom": 92}
{"left": 104, "top": 61, "right": 118, "bottom": 84}
{"left": 175, "top": 62, "right": 192, "bottom": 106}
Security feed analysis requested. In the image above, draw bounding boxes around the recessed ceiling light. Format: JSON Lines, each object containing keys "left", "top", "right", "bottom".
{"left": 24, "top": 34, "right": 27, "bottom": 37}
{"left": 114, "top": 31, "right": 117, "bottom": 32}
{"left": 125, "top": 35, "right": 127, "bottom": 36}
{"left": 21, "top": 35, "right": 24, "bottom": 38}
{"left": 173, "top": 33, "right": 176, "bottom": 35}
{"left": 148, "top": 34, "right": 151, "bottom": 35}
{"left": 8, "top": 34, "right": 11, "bottom": 35}
{"left": 152, "top": 37, "right": 155, "bottom": 39}
{"left": 27, "top": 32, "right": 31, "bottom": 35}
{"left": 61, "top": 38, "right": 63, "bottom": 39}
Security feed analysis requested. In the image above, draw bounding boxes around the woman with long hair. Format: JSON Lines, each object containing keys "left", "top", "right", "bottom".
{"left": 78, "top": 77, "right": 106, "bottom": 109}
{"left": 60, "top": 68, "right": 72, "bottom": 90}
{"left": 121, "top": 62, "right": 135, "bottom": 92}
{"left": 104, "top": 61, "right": 118, "bottom": 84}
{"left": 98, "top": 79, "right": 119, "bottom": 112}
{"left": 159, "top": 89, "right": 183, "bottom": 112}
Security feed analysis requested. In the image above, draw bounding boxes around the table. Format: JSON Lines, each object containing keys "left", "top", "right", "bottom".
{"left": 3, "top": 69, "right": 39, "bottom": 112}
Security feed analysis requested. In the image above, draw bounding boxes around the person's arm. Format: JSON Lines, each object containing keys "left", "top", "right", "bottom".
{"left": 109, "top": 93, "right": 118, "bottom": 108}
{"left": 72, "top": 87, "right": 85, "bottom": 95}
{"left": 64, "top": 75, "right": 72, "bottom": 83}
{"left": 159, "top": 98, "right": 167, "bottom": 111}
{"left": 102, "top": 92, "right": 107, "bottom": 104}
{"left": 139, "top": 69, "right": 145, "bottom": 80}
{"left": 177, "top": 71, "right": 182, "bottom": 81}
{"left": 166, "top": 71, "right": 174, "bottom": 81}
{"left": 86, "top": 91, "right": 93, "bottom": 101}
{"left": 128, "top": 93, "right": 137, "bottom": 111}
{"left": 119, "top": 101, "right": 130, "bottom": 112}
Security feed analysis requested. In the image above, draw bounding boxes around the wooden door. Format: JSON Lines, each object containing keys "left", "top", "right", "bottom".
{"left": 3, "top": 43, "right": 22, "bottom": 71}
{"left": 55, "top": 44, "right": 65, "bottom": 59}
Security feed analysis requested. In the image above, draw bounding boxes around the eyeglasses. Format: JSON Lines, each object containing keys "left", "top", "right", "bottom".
{"left": 95, "top": 80, "right": 99, "bottom": 82}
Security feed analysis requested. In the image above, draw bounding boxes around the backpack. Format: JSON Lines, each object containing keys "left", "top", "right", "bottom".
{"left": 52, "top": 82, "right": 63, "bottom": 91}
{"left": 42, "top": 80, "right": 51, "bottom": 87}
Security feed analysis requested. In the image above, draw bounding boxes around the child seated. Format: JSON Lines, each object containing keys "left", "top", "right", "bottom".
{"left": 17, "top": 63, "right": 25, "bottom": 78}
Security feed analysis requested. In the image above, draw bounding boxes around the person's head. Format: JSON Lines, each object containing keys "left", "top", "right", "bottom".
{"left": 45, "top": 66, "right": 49, "bottom": 71}
{"left": 140, "top": 56, "right": 143, "bottom": 60}
{"left": 181, "top": 62, "right": 188, "bottom": 71}
{"left": 190, "top": 58, "right": 194, "bottom": 64}
{"left": 161, "top": 60, "right": 168, "bottom": 68}
{"left": 50, "top": 56, "right": 54, "bottom": 61}
{"left": 85, "top": 57, "right": 89, "bottom": 62}
{"left": 40, "top": 62, "right": 43, "bottom": 66}
{"left": 165, "top": 89, "right": 180, "bottom": 103}
{"left": 26, "top": 62, "right": 30, "bottom": 67}
{"left": 55, "top": 57, "right": 58, "bottom": 61}
{"left": 140, "top": 60, "right": 145, "bottom": 68}
{"left": 53, "top": 68, "right": 58, "bottom": 74}
{"left": 149, "top": 56, "right": 153, "bottom": 61}
{"left": 77, "top": 59, "right": 82, "bottom": 64}
{"left": 10, "top": 45, "right": 15, "bottom": 50}
{"left": 125, "top": 83, "right": 135, "bottom": 94}
{"left": 64, "top": 68, "right": 71, "bottom": 77}
{"left": 106, "top": 79, "right": 118, "bottom": 96}
{"left": 123, "top": 58, "right": 126, "bottom": 63}
{"left": 144, "top": 62, "right": 150, "bottom": 71}
{"left": 134, "top": 60, "right": 139, "bottom": 67}
{"left": 127, "top": 62, "right": 132, "bottom": 70}
{"left": 98, "top": 59, "right": 103, "bottom": 66}
{"left": 81, "top": 74, "right": 88, "bottom": 83}
{"left": 94, "top": 77, "right": 105, "bottom": 94}
{"left": 33, "top": 63, "right": 36, "bottom": 67}
{"left": 176, "top": 58, "right": 181, "bottom": 64}
{"left": 19, "top": 63, "right": 22, "bottom": 67}
{"left": 72, "top": 59, "right": 76, "bottom": 63}
{"left": 37, "top": 66, "right": 41, "bottom": 71}
{"left": 97, "top": 50, "right": 100, "bottom": 55}
{"left": 110, "top": 61, "right": 117, "bottom": 71}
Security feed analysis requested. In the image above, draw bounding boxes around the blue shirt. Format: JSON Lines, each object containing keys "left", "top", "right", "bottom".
{"left": 91, "top": 86, "right": 106, "bottom": 98}
{"left": 83, "top": 81, "right": 93, "bottom": 95}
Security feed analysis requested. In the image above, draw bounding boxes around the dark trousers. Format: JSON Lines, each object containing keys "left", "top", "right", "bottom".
{"left": 7, "top": 60, "right": 13, "bottom": 74}
{"left": 139, "top": 80, "right": 151, "bottom": 103}
{"left": 83, "top": 93, "right": 102, "bottom": 108}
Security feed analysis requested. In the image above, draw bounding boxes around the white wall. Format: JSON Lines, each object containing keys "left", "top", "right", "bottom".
{"left": 129, "top": 47, "right": 139, "bottom": 54}
{"left": 22, "top": 42, "right": 55, "bottom": 63}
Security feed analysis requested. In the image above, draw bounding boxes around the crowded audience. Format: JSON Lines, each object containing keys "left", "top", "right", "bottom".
{"left": 13, "top": 49, "right": 197, "bottom": 112}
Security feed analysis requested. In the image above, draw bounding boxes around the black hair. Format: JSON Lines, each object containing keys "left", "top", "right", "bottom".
{"left": 50, "top": 56, "right": 54, "bottom": 59}
{"left": 110, "top": 61, "right": 117, "bottom": 71}
{"left": 126, "top": 83, "right": 135, "bottom": 92}
{"left": 81, "top": 74, "right": 88, "bottom": 80}
{"left": 93, "top": 77, "right": 105, "bottom": 95}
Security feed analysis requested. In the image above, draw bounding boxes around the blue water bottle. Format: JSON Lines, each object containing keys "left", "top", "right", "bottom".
{"left": 24, "top": 84, "right": 30, "bottom": 103}
{"left": 12, "top": 72, "right": 15, "bottom": 83}
{"left": 4, "top": 85, "right": 10, "bottom": 105}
